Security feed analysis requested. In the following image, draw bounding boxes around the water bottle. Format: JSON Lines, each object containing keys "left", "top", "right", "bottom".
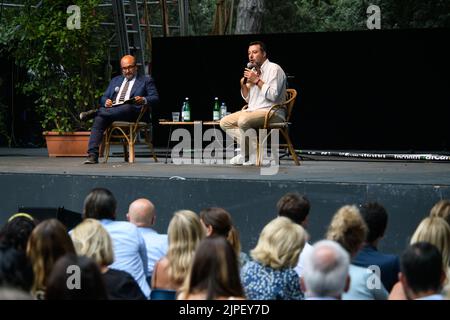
{"left": 213, "top": 97, "right": 220, "bottom": 121}
{"left": 220, "top": 102, "right": 227, "bottom": 119}
{"left": 182, "top": 97, "right": 191, "bottom": 121}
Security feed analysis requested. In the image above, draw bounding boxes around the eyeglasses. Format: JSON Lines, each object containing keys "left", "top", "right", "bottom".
{"left": 121, "top": 65, "right": 136, "bottom": 71}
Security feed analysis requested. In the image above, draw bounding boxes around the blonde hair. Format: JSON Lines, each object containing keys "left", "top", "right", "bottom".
{"left": 251, "top": 217, "right": 306, "bottom": 269}
{"left": 167, "top": 210, "right": 204, "bottom": 285}
{"left": 70, "top": 218, "right": 114, "bottom": 267}
{"left": 430, "top": 200, "right": 450, "bottom": 227}
{"left": 410, "top": 216, "right": 450, "bottom": 270}
{"left": 326, "top": 205, "right": 367, "bottom": 256}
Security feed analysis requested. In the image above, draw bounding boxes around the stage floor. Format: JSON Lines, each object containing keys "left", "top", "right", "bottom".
{"left": 0, "top": 146, "right": 449, "bottom": 185}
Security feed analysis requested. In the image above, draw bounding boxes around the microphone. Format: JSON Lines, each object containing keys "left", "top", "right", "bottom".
{"left": 243, "top": 62, "right": 256, "bottom": 84}
{"left": 112, "top": 86, "right": 120, "bottom": 104}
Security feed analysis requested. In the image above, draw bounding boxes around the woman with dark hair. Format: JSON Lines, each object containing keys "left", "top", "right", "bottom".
{"left": 178, "top": 236, "right": 245, "bottom": 300}
{"left": 199, "top": 207, "right": 249, "bottom": 268}
{"left": 0, "top": 244, "right": 34, "bottom": 294}
{"left": 26, "top": 219, "right": 75, "bottom": 299}
{"left": 0, "top": 213, "right": 36, "bottom": 251}
{"left": 46, "top": 254, "right": 108, "bottom": 300}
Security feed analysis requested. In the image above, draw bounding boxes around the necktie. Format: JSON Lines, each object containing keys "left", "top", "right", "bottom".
{"left": 118, "top": 79, "right": 130, "bottom": 103}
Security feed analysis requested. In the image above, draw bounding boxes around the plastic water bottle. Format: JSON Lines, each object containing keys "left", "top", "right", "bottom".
{"left": 220, "top": 102, "right": 227, "bottom": 119}
{"left": 213, "top": 97, "right": 220, "bottom": 121}
{"left": 182, "top": 97, "right": 191, "bottom": 121}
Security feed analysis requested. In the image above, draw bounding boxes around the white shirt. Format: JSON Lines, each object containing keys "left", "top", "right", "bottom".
{"left": 241, "top": 59, "right": 286, "bottom": 112}
{"left": 114, "top": 76, "right": 136, "bottom": 105}
{"left": 295, "top": 242, "right": 313, "bottom": 278}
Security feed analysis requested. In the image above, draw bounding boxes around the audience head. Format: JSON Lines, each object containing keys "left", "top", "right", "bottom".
{"left": 127, "top": 198, "right": 156, "bottom": 228}
{"left": 0, "top": 213, "right": 36, "bottom": 251}
{"left": 182, "top": 236, "right": 244, "bottom": 300}
{"left": 167, "top": 210, "right": 204, "bottom": 285}
{"left": 199, "top": 207, "right": 232, "bottom": 237}
{"left": 303, "top": 240, "right": 350, "bottom": 299}
{"left": 0, "top": 244, "right": 34, "bottom": 292}
{"left": 430, "top": 199, "right": 450, "bottom": 227}
{"left": 410, "top": 216, "right": 450, "bottom": 271}
{"left": 277, "top": 192, "right": 310, "bottom": 226}
{"left": 83, "top": 188, "right": 117, "bottom": 220}
{"left": 400, "top": 242, "right": 445, "bottom": 299}
{"left": 251, "top": 216, "right": 306, "bottom": 269}
{"left": 46, "top": 254, "right": 108, "bottom": 300}
{"left": 70, "top": 218, "right": 114, "bottom": 268}
{"left": 326, "top": 205, "right": 367, "bottom": 257}
{"left": 359, "top": 202, "right": 388, "bottom": 244}
{"left": 26, "top": 219, "right": 75, "bottom": 296}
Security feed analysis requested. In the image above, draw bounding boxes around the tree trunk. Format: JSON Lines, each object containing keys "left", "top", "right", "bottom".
{"left": 234, "top": 0, "right": 265, "bottom": 34}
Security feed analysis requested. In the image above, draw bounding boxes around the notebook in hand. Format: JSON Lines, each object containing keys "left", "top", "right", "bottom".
{"left": 112, "top": 97, "right": 136, "bottom": 106}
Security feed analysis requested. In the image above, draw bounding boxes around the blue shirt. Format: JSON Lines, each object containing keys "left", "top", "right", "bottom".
{"left": 137, "top": 227, "right": 168, "bottom": 277}
{"left": 101, "top": 219, "right": 150, "bottom": 298}
{"left": 241, "top": 260, "right": 303, "bottom": 300}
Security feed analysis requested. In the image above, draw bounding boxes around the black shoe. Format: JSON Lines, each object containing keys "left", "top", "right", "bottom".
{"left": 80, "top": 109, "right": 97, "bottom": 121}
{"left": 83, "top": 154, "right": 98, "bottom": 164}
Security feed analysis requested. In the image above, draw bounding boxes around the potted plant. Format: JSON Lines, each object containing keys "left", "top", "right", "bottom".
{"left": 0, "top": 0, "right": 108, "bottom": 156}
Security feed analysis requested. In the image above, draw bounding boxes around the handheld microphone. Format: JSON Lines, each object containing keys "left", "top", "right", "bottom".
{"left": 243, "top": 62, "right": 256, "bottom": 84}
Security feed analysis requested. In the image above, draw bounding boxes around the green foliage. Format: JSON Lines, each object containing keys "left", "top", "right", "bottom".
{"left": 1, "top": 0, "right": 108, "bottom": 133}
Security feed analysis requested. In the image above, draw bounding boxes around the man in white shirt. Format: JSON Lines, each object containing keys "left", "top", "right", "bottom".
{"left": 220, "top": 41, "right": 287, "bottom": 166}
{"left": 127, "top": 198, "right": 168, "bottom": 282}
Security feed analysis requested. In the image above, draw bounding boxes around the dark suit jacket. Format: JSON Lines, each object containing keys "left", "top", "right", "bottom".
{"left": 100, "top": 74, "right": 159, "bottom": 108}
{"left": 352, "top": 244, "right": 400, "bottom": 292}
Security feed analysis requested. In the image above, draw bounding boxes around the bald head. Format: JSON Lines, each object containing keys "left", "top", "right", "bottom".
{"left": 127, "top": 198, "right": 155, "bottom": 227}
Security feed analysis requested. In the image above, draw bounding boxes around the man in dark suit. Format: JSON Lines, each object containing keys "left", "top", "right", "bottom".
{"left": 81, "top": 55, "right": 159, "bottom": 164}
{"left": 352, "top": 202, "right": 400, "bottom": 292}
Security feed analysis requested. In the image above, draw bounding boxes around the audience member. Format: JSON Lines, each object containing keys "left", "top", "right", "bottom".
{"left": 0, "top": 244, "right": 34, "bottom": 293}
{"left": 241, "top": 217, "right": 306, "bottom": 300}
{"left": 46, "top": 254, "right": 108, "bottom": 300}
{"left": 400, "top": 242, "right": 446, "bottom": 300}
{"left": 71, "top": 218, "right": 146, "bottom": 300}
{"left": 83, "top": 187, "right": 150, "bottom": 298}
{"left": 178, "top": 236, "right": 245, "bottom": 300}
{"left": 276, "top": 192, "right": 313, "bottom": 277}
{"left": 326, "top": 205, "right": 388, "bottom": 300}
{"left": 389, "top": 216, "right": 450, "bottom": 300}
{"left": 26, "top": 219, "right": 75, "bottom": 299}
{"left": 430, "top": 199, "right": 450, "bottom": 226}
{"left": 302, "top": 240, "right": 350, "bottom": 300}
{"left": 152, "top": 210, "right": 204, "bottom": 291}
{"left": 0, "top": 213, "right": 36, "bottom": 251}
{"left": 352, "top": 202, "right": 400, "bottom": 292}
{"left": 199, "top": 207, "right": 249, "bottom": 268}
{"left": 127, "top": 198, "right": 168, "bottom": 280}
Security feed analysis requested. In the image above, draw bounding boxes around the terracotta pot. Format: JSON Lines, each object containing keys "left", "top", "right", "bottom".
{"left": 43, "top": 131, "right": 90, "bottom": 157}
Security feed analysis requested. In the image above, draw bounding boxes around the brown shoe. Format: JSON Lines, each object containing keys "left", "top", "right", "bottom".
{"left": 83, "top": 154, "right": 98, "bottom": 164}
{"left": 80, "top": 109, "right": 97, "bottom": 121}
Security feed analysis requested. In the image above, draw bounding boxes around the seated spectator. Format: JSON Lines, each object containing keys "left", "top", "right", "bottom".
{"left": 326, "top": 205, "right": 388, "bottom": 300}
{"left": 430, "top": 199, "right": 450, "bottom": 226}
{"left": 0, "top": 244, "right": 34, "bottom": 294}
{"left": 83, "top": 188, "right": 150, "bottom": 298}
{"left": 46, "top": 254, "right": 108, "bottom": 300}
{"left": 152, "top": 210, "right": 204, "bottom": 292}
{"left": 199, "top": 207, "right": 249, "bottom": 268}
{"left": 127, "top": 198, "right": 168, "bottom": 280}
{"left": 71, "top": 218, "right": 146, "bottom": 300}
{"left": 400, "top": 242, "right": 446, "bottom": 300}
{"left": 302, "top": 240, "right": 350, "bottom": 300}
{"left": 241, "top": 217, "right": 306, "bottom": 300}
{"left": 276, "top": 192, "right": 313, "bottom": 278}
{"left": 352, "top": 202, "right": 400, "bottom": 292}
{"left": 26, "top": 219, "right": 76, "bottom": 299}
{"left": 178, "top": 237, "right": 245, "bottom": 300}
{"left": 389, "top": 216, "right": 450, "bottom": 300}
{"left": 0, "top": 213, "right": 36, "bottom": 252}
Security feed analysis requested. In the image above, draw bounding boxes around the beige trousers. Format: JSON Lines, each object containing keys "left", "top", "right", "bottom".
{"left": 219, "top": 110, "right": 285, "bottom": 157}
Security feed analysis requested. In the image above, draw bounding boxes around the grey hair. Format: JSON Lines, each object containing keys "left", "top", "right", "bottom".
{"left": 303, "top": 240, "right": 350, "bottom": 298}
